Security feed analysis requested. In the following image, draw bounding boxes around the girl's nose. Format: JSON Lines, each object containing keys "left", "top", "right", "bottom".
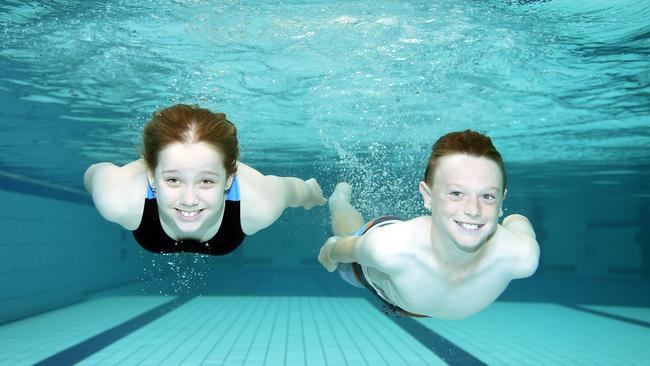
{"left": 180, "top": 187, "right": 199, "bottom": 206}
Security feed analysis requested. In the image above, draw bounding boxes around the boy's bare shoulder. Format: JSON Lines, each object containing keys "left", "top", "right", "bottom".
{"left": 489, "top": 216, "right": 540, "bottom": 278}
{"left": 363, "top": 216, "right": 429, "bottom": 254}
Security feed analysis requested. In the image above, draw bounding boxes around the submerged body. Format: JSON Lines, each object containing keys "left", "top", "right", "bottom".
{"left": 332, "top": 207, "right": 537, "bottom": 319}
{"left": 85, "top": 105, "right": 325, "bottom": 255}
{"left": 86, "top": 152, "right": 324, "bottom": 255}
{"left": 319, "top": 131, "right": 540, "bottom": 319}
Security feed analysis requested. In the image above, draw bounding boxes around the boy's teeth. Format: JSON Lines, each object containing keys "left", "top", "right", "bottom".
{"left": 457, "top": 221, "right": 479, "bottom": 230}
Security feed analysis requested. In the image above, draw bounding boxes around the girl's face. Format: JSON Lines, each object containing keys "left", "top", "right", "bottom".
{"left": 150, "top": 141, "right": 232, "bottom": 240}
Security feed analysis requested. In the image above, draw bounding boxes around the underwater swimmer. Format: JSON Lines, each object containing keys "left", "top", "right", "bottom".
{"left": 85, "top": 104, "right": 326, "bottom": 255}
{"left": 318, "top": 130, "right": 539, "bottom": 319}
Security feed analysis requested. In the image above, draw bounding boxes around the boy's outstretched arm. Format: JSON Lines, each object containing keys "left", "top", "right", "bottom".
{"left": 318, "top": 236, "right": 359, "bottom": 272}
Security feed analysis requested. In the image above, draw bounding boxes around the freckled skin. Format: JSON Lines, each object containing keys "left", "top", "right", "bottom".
{"left": 319, "top": 154, "right": 540, "bottom": 319}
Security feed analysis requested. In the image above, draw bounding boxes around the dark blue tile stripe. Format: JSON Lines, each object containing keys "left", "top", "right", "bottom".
{"left": 318, "top": 269, "right": 486, "bottom": 365}
{"left": 33, "top": 296, "right": 194, "bottom": 366}
{"left": 388, "top": 315, "right": 487, "bottom": 366}
{"left": 355, "top": 292, "right": 485, "bottom": 366}
{"left": 563, "top": 304, "right": 650, "bottom": 328}
{"left": 0, "top": 172, "right": 91, "bottom": 205}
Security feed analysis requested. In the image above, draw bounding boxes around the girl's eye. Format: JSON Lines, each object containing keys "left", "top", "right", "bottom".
{"left": 165, "top": 178, "right": 179, "bottom": 184}
{"left": 201, "top": 180, "right": 215, "bottom": 185}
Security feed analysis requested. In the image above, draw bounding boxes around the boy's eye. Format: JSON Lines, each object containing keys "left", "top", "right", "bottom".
{"left": 482, "top": 194, "right": 496, "bottom": 200}
{"left": 448, "top": 191, "right": 463, "bottom": 200}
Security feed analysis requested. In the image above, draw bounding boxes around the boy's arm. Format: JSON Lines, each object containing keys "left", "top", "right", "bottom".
{"left": 318, "top": 235, "right": 358, "bottom": 272}
{"left": 500, "top": 214, "right": 540, "bottom": 279}
{"left": 318, "top": 227, "right": 404, "bottom": 275}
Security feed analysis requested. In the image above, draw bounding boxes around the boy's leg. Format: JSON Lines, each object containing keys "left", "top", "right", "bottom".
{"left": 329, "top": 182, "right": 365, "bottom": 237}
{"left": 328, "top": 183, "right": 366, "bottom": 288}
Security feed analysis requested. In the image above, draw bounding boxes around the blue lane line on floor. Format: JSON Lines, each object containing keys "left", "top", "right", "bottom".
{"left": 359, "top": 293, "right": 486, "bottom": 366}
{"left": 563, "top": 304, "right": 650, "bottom": 328}
{"left": 388, "top": 315, "right": 487, "bottom": 366}
{"left": 316, "top": 268, "right": 487, "bottom": 366}
{"left": 33, "top": 296, "right": 194, "bottom": 366}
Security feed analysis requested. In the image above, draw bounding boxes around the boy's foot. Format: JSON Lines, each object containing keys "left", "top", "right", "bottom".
{"left": 329, "top": 182, "right": 352, "bottom": 208}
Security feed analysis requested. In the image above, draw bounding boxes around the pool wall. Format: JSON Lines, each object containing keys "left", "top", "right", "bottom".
{"left": 1, "top": 163, "right": 648, "bottom": 323}
{"left": 0, "top": 188, "right": 146, "bottom": 324}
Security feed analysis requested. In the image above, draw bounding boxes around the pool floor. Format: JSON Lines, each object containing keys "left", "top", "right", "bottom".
{"left": 1, "top": 268, "right": 649, "bottom": 365}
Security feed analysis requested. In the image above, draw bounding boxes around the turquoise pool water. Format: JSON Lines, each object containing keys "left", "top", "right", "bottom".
{"left": 0, "top": 1, "right": 649, "bottom": 365}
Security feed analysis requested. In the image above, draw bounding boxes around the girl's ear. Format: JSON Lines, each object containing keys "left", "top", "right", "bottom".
{"left": 147, "top": 170, "right": 156, "bottom": 191}
{"left": 225, "top": 174, "right": 234, "bottom": 191}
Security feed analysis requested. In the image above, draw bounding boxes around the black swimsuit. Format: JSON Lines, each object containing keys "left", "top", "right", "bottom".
{"left": 132, "top": 176, "right": 246, "bottom": 256}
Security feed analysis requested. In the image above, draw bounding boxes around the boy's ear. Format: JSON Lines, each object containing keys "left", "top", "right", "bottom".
{"left": 419, "top": 181, "right": 432, "bottom": 211}
{"left": 499, "top": 189, "right": 508, "bottom": 217}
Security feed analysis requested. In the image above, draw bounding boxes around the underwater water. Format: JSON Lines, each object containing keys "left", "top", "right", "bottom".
{"left": 1, "top": 0, "right": 649, "bottom": 365}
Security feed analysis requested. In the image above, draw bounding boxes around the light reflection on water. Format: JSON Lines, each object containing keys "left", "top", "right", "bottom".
{"left": 0, "top": 0, "right": 648, "bottom": 190}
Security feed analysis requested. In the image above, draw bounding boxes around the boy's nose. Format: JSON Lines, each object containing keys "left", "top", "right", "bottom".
{"left": 463, "top": 199, "right": 481, "bottom": 217}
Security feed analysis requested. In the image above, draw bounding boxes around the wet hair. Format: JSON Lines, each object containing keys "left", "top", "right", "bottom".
{"left": 423, "top": 130, "right": 506, "bottom": 191}
{"left": 142, "top": 104, "right": 239, "bottom": 176}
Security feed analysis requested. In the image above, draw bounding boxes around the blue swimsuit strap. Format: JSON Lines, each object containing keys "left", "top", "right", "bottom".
{"left": 146, "top": 181, "right": 156, "bottom": 199}
{"left": 145, "top": 175, "right": 240, "bottom": 201}
{"left": 225, "top": 175, "right": 240, "bottom": 201}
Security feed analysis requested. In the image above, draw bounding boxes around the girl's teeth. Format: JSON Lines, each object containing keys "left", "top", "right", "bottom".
{"left": 178, "top": 209, "right": 200, "bottom": 217}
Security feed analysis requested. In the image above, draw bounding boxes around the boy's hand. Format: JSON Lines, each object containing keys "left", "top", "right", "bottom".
{"left": 318, "top": 236, "right": 341, "bottom": 272}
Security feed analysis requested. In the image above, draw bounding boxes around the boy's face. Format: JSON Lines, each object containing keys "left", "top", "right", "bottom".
{"left": 420, "top": 153, "right": 505, "bottom": 252}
